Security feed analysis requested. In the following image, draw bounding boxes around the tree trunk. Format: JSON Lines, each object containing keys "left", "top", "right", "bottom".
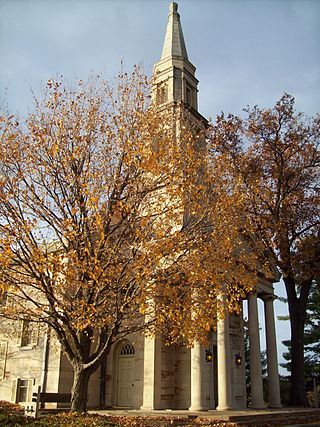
{"left": 289, "top": 305, "right": 308, "bottom": 406}
{"left": 70, "top": 365, "right": 92, "bottom": 412}
{"left": 285, "top": 276, "right": 311, "bottom": 407}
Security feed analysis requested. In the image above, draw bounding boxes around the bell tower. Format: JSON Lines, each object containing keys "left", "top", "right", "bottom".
{"left": 153, "top": 2, "right": 200, "bottom": 113}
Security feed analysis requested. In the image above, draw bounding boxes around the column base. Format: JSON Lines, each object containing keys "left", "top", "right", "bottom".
{"left": 139, "top": 406, "right": 154, "bottom": 410}
{"left": 250, "top": 403, "right": 265, "bottom": 409}
{"left": 269, "top": 402, "right": 282, "bottom": 408}
{"left": 188, "top": 406, "right": 207, "bottom": 411}
{"left": 216, "top": 404, "right": 233, "bottom": 411}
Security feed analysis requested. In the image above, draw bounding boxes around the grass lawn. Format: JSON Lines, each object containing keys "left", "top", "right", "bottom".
{"left": 1, "top": 401, "right": 320, "bottom": 427}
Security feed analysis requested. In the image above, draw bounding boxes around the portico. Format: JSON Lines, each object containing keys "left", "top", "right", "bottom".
{"left": 135, "top": 287, "right": 281, "bottom": 411}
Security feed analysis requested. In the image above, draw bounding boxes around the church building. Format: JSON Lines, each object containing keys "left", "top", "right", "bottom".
{"left": 0, "top": 2, "right": 282, "bottom": 411}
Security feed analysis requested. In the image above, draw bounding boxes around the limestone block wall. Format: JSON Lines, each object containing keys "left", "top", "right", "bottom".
{"left": 0, "top": 322, "right": 248, "bottom": 410}
{"left": 229, "top": 315, "right": 246, "bottom": 409}
{"left": 0, "top": 325, "right": 61, "bottom": 405}
{"left": 159, "top": 342, "right": 175, "bottom": 408}
{"left": 131, "top": 334, "right": 144, "bottom": 408}
{"left": 204, "top": 353, "right": 214, "bottom": 408}
{"left": 0, "top": 335, "right": 43, "bottom": 403}
{"left": 57, "top": 352, "right": 73, "bottom": 396}
{"left": 87, "top": 367, "right": 100, "bottom": 408}
{"left": 105, "top": 345, "right": 115, "bottom": 406}
{"left": 174, "top": 346, "right": 191, "bottom": 409}
{"left": 41, "top": 334, "right": 64, "bottom": 408}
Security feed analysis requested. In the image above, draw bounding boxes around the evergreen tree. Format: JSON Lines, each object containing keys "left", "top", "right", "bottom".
{"left": 304, "top": 282, "right": 320, "bottom": 371}
{"left": 281, "top": 281, "right": 320, "bottom": 405}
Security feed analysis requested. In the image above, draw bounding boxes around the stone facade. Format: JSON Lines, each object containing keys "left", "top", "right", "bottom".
{"left": 0, "top": 2, "right": 281, "bottom": 411}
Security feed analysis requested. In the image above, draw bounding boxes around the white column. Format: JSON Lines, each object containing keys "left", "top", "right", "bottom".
{"left": 248, "top": 292, "right": 265, "bottom": 408}
{"left": 263, "top": 295, "right": 282, "bottom": 408}
{"left": 216, "top": 302, "right": 233, "bottom": 410}
{"left": 140, "top": 337, "right": 160, "bottom": 410}
{"left": 189, "top": 341, "right": 208, "bottom": 410}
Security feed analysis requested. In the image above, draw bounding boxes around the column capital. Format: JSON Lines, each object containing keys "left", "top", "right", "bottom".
{"left": 260, "top": 293, "right": 277, "bottom": 302}
{"left": 247, "top": 290, "right": 259, "bottom": 302}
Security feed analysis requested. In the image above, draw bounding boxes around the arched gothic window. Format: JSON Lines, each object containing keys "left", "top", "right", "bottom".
{"left": 120, "top": 343, "right": 135, "bottom": 355}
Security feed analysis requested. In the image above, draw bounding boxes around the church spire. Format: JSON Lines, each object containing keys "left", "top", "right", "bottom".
{"left": 153, "top": 2, "right": 201, "bottom": 113}
{"left": 161, "top": 2, "right": 188, "bottom": 61}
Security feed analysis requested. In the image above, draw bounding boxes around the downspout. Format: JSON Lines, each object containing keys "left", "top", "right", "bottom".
{"left": 40, "top": 326, "right": 50, "bottom": 394}
{"left": 99, "top": 356, "right": 107, "bottom": 407}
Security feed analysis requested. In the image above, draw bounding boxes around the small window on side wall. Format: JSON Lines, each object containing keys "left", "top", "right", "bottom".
{"left": 20, "top": 320, "right": 39, "bottom": 348}
{"left": 186, "top": 85, "right": 193, "bottom": 107}
{"left": 21, "top": 320, "right": 32, "bottom": 347}
{"left": 0, "top": 341, "right": 8, "bottom": 380}
{"left": 157, "top": 83, "right": 168, "bottom": 105}
{"left": 11, "top": 378, "right": 34, "bottom": 403}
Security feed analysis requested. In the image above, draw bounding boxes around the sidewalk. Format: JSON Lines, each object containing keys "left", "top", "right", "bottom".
{"left": 89, "top": 407, "right": 320, "bottom": 424}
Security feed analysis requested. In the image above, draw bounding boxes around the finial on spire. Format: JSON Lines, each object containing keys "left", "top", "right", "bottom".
{"left": 170, "top": 2, "right": 178, "bottom": 13}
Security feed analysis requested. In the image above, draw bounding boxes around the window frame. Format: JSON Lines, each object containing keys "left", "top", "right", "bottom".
{"left": 0, "top": 341, "right": 8, "bottom": 380}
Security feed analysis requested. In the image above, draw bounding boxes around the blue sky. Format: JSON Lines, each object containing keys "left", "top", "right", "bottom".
{"left": 1, "top": 0, "right": 319, "bottom": 117}
{"left": 1, "top": 0, "right": 319, "bottom": 372}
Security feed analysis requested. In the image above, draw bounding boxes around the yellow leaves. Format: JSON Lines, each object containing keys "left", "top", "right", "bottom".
{"left": 0, "top": 67, "right": 271, "bottom": 358}
{"left": 47, "top": 79, "right": 54, "bottom": 88}
{"left": 139, "top": 302, "right": 148, "bottom": 314}
{"left": 70, "top": 301, "right": 98, "bottom": 331}
{"left": 49, "top": 142, "right": 59, "bottom": 157}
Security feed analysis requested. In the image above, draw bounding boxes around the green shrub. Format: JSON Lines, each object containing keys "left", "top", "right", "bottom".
{"left": 0, "top": 412, "right": 26, "bottom": 426}
{"left": 27, "top": 413, "right": 119, "bottom": 427}
{"left": 0, "top": 410, "right": 119, "bottom": 427}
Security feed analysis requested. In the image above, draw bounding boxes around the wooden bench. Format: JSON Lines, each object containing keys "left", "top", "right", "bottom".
{"left": 25, "top": 386, "right": 71, "bottom": 417}
{"left": 33, "top": 392, "right": 71, "bottom": 404}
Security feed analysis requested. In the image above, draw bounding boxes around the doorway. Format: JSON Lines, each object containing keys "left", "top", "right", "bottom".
{"left": 117, "top": 343, "right": 135, "bottom": 407}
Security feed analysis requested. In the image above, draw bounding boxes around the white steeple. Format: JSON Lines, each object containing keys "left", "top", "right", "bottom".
{"left": 153, "top": 2, "right": 200, "bottom": 112}
{"left": 161, "top": 2, "right": 188, "bottom": 60}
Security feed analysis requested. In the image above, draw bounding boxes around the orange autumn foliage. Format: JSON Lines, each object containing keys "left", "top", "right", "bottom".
{"left": 0, "top": 68, "right": 263, "bottom": 411}
{"left": 211, "top": 93, "right": 320, "bottom": 406}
